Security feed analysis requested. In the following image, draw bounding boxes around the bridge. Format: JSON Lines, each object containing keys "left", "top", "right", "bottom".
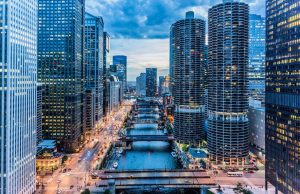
{"left": 93, "top": 169, "right": 216, "bottom": 191}
{"left": 129, "top": 117, "right": 165, "bottom": 124}
{"left": 119, "top": 135, "right": 174, "bottom": 142}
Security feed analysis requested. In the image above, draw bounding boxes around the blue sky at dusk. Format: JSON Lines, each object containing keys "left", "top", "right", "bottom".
{"left": 86, "top": 0, "right": 266, "bottom": 81}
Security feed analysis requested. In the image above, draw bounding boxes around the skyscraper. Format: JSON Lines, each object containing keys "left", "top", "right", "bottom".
{"left": 37, "top": 83, "right": 43, "bottom": 145}
{"left": 85, "top": 12, "right": 104, "bottom": 133}
{"left": 38, "top": 0, "right": 86, "bottom": 152}
{"left": 159, "top": 76, "right": 166, "bottom": 96}
{"left": 113, "top": 55, "right": 127, "bottom": 94}
{"left": 0, "top": 0, "right": 37, "bottom": 192}
{"left": 265, "top": 0, "right": 300, "bottom": 193}
{"left": 136, "top": 76, "right": 141, "bottom": 95}
{"left": 249, "top": 14, "right": 265, "bottom": 105}
{"left": 207, "top": 0, "right": 249, "bottom": 164}
{"left": 173, "top": 11, "right": 206, "bottom": 146}
{"left": 169, "top": 24, "right": 175, "bottom": 96}
{"left": 103, "top": 32, "right": 111, "bottom": 118}
{"left": 146, "top": 68, "right": 157, "bottom": 97}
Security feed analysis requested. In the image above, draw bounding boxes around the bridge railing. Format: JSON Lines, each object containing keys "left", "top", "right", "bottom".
{"left": 103, "top": 168, "right": 206, "bottom": 173}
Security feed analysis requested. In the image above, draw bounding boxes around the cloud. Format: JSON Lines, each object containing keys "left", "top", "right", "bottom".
{"left": 86, "top": 0, "right": 266, "bottom": 39}
{"left": 110, "top": 39, "right": 169, "bottom": 81}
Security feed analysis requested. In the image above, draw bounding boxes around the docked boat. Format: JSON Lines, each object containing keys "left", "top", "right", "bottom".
{"left": 113, "top": 162, "right": 118, "bottom": 168}
{"left": 119, "top": 149, "right": 123, "bottom": 154}
{"left": 171, "top": 152, "right": 178, "bottom": 157}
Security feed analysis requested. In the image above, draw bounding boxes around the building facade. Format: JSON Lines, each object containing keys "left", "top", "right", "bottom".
{"left": 249, "top": 14, "right": 265, "bottom": 105}
{"left": 85, "top": 13, "right": 104, "bottom": 133}
{"left": 173, "top": 11, "right": 206, "bottom": 146}
{"left": 113, "top": 55, "right": 127, "bottom": 94}
{"left": 265, "top": 0, "right": 300, "bottom": 193}
{"left": 207, "top": 0, "right": 249, "bottom": 163}
{"left": 37, "top": 83, "right": 43, "bottom": 145}
{"left": 159, "top": 76, "right": 166, "bottom": 96}
{"left": 146, "top": 68, "right": 157, "bottom": 97}
{"left": 103, "top": 32, "right": 111, "bottom": 118}
{"left": 169, "top": 24, "right": 175, "bottom": 96}
{"left": 0, "top": 0, "right": 37, "bottom": 192}
{"left": 109, "top": 75, "right": 123, "bottom": 113}
{"left": 38, "top": 0, "right": 86, "bottom": 152}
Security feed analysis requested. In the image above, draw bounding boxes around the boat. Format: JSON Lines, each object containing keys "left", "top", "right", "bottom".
{"left": 113, "top": 162, "right": 118, "bottom": 168}
{"left": 119, "top": 149, "right": 123, "bottom": 154}
{"left": 117, "top": 154, "right": 121, "bottom": 158}
{"left": 171, "top": 152, "right": 178, "bottom": 157}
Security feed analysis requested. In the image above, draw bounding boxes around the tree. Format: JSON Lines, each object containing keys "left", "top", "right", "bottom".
{"left": 62, "top": 156, "right": 68, "bottom": 164}
{"left": 81, "top": 189, "right": 91, "bottom": 194}
{"left": 104, "top": 189, "right": 111, "bottom": 194}
{"left": 182, "top": 144, "right": 189, "bottom": 152}
{"left": 242, "top": 189, "right": 254, "bottom": 194}
{"left": 233, "top": 182, "right": 244, "bottom": 194}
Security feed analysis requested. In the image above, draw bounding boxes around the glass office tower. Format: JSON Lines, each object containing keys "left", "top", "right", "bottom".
{"left": 0, "top": 0, "right": 37, "bottom": 192}
{"left": 85, "top": 12, "right": 104, "bottom": 133}
{"left": 249, "top": 14, "right": 265, "bottom": 105}
{"left": 146, "top": 68, "right": 157, "bottom": 97}
{"left": 173, "top": 11, "right": 206, "bottom": 146}
{"left": 207, "top": 0, "right": 249, "bottom": 164}
{"left": 113, "top": 55, "right": 127, "bottom": 94}
{"left": 38, "top": 0, "right": 86, "bottom": 152}
{"left": 103, "top": 32, "right": 111, "bottom": 118}
{"left": 265, "top": 0, "right": 300, "bottom": 193}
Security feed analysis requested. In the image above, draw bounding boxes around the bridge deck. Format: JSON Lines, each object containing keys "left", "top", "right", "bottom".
{"left": 103, "top": 169, "right": 206, "bottom": 173}
{"left": 120, "top": 135, "right": 174, "bottom": 142}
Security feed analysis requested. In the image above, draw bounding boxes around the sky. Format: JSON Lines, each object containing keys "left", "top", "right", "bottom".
{"left": 86, "top": 0, "right": 266, "bottom": 81}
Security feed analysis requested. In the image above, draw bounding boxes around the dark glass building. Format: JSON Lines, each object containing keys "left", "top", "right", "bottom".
{"left": 85, "top": 12, "right": 104, "bottom": 133}
{"left": 38, "top": 0, "right": 86, "bottom": 152}
{"left": 207, "top": 0, "right": 249, "bottom": 164}
{"left": 146, "top": 68, "right": 157, "bottom": 97}
{"left": 173, "top": 11, "right": 206, "bottom": 146}
{"left": 113, "top": 55, "right": 127, "bottom": 94}
{"left": 265, "top": 0, "right": 300, "bottom": 193}
{"left": 103, "top": 32, "right": 111, "bottom": 118}
{"left": 249, "top": 14, "right": 265, "bottom": 105}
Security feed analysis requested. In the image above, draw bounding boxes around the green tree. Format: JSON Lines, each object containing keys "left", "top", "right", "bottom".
{"left": 80, "top": 189, "right": 91, "bottom": 194}
{"left": 104, "top": 189, "right": 111, "bottom": 194}
{"left": 182, "top": 144, "right": 189, "bottom": 152}
{"left": 233, "top": 182, "right": 244, "bottom": 194}
{"left": 62, "top": 156, "right": 68, "bottom": 164}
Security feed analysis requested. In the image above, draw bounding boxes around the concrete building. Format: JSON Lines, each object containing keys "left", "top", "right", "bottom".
{"left": 85, "top": 13, "right": 104, "bottom": 133}
{"left": 103, "top": 32, "right": 111, "bottom": 118}
{"left": 247, "top": 100, "right": 265, "bottom": 162}
{"left": 169, "top": 24, "right": 175, "bottom": 96}
{"left": 109, "top": 75, "right": 123, "bottom": 113}
{"left": 173, "top": 11, "right": 206, "bottom": 146}
{"left": 207, "top": 0, "right": 249, "bottom": 164}
{"left": 249, "top": 14, "right": 265, "bottom": 105}
{"left": 146, "top": 68, "right": 157, "bottom": 97}
{"left": 158, "top": 76, "right": 166, "bottom": 96}
{"left": 38, "top": 0, "right": 86, "bottom": 152}
{"left": 0, "top": 0, "right": 37, "bottom": 192}
{"left": 265, "top": 0, "right": 300, "bottom": 193}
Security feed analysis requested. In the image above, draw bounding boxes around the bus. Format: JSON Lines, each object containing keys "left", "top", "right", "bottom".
{"left": 227, "top": 172, "right": 243, "bottom": 177}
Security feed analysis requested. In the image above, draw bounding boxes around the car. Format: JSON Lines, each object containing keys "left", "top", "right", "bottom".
{"left": 57, "top": 190, "right": 62, "bottom": 194}
{"left": 223, "top": 170, "right": 228, "bottom": 173}
{"left": 79, "top": 155, "right": 82, "bottom": 158}
{"left": 68, "top": 168, "right": 71, "bottom": 171}
{"left": 70, "top": 185, "right": 74, "bottom": 189}
{"left": 184, "top": 180, "right": 190, "bottom": 183}
{"left": 248, "top": 171, "right": 254, "bottom": 173}
{"left": 128, "top": 175, "right": 134, "bottom": 178}
{"left": 229, "top": 170, "right": 236, "bottom": 172}
{"left": 57, "top": 179, "right": 61, "bottom": 183}
{"left": 67, "top": 173, "right": 71, "bottom": 176}
{"left": 63, "top": 169, "right": 66, "bottom": 173}
{"left": 107, "top": 175, "right": 113, "bottom": 178}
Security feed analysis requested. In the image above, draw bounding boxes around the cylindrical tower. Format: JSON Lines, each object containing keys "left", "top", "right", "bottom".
{"left": 173, "top": 12, "right": 206, "bottom": 146}
{"left": 207, "top": 1, "right": 249, "bottom": 163}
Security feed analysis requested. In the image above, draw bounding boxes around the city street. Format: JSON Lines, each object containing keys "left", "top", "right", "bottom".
{"left": 36, "top": 102, "right": 132, "bottom": 194}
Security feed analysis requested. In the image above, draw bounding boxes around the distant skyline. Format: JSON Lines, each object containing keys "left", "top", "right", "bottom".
{"left": 86, "top": 0, "right": 266, "bottom": 81}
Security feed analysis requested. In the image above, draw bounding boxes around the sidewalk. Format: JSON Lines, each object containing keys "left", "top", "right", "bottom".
{"left": 210, "top": 186, "right": 281, "bottom": 194}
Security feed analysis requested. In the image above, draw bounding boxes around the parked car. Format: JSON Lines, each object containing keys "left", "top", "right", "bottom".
{"left": 248, "top": 171, "right": 254, "bottom": 173}
{"left": 70, "top": 185, "right": 74, "bottom": 189}
{"left": 223, "top": 170, "right": 228, "bottom": 173}
{"left": 128, "top": 175, "right": 134, "bottom": 178}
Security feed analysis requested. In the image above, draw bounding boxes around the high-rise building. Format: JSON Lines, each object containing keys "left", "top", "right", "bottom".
{"left": 85, "top": 13, "right": 104, "bottom": 133}
{"left": 109, "top": 75, "right": 123, "bottom": 113}
{"left": 146, "top": 68, "right": 157, "bottom": 97}
{"left": 37, "top": 83, "right": 43, "bottom": 145}
{"left": 249, "top": 14, "right": 265, "bottom": 105}
{"left": 173, "top": 11, "right": 206, "bottom": 146}
{"left": 38, "top": 0, "right": 86, "bottom": 152}
{"left": 169, "top": 24, "right": 175, "bottom": 96}
{"left": 103, "top": 32, "right": 111, "bottom": 118}
{"left": 136, "top": 76, "right": 141, "bottom": 95}
{"left": 265, "top": 0, "right": 300, "bottom": 193}
{"left": 113, "top": 55, "right": 127, "bottom": 94}
{"left": 207, "top": 0, "right": 249, "bottom": 164}
{"left": 159, "top": 76, "right": 166, "bottom": 96}
{"left": 0, "top": 0, "right": 37, "bottom": 192}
